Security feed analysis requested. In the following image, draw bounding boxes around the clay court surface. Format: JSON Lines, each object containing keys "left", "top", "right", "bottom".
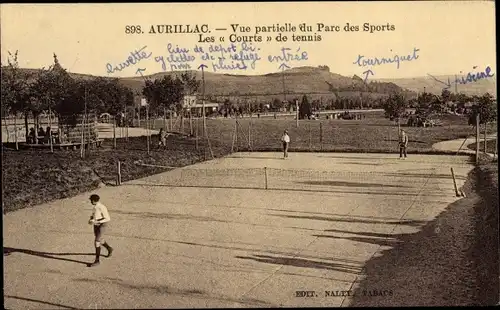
{"left": 3, "top": 152, "right": 474, "bottom": 308}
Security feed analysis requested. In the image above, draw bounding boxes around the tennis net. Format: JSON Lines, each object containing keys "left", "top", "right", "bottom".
{"left": 127, "top": 164, "right": 448, "bottom": 195}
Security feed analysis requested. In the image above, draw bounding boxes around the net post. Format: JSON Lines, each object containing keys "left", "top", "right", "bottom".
{"left": 117, "top": 160, "right": 122, "bottom": 186}
{"left": 451, "top": 167, "right": 460, "bottom": 197}
{"left": 264, "top": 167, "right": 268, "bottom": 190}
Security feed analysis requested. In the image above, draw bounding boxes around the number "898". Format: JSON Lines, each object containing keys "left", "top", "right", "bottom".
{"left": 125, "top": 25, "right": 143, "bottom": 34}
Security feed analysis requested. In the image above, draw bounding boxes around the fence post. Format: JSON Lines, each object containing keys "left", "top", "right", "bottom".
{"left": 484, "top": 122, "right": 487, "bottom": 154}
{"left": 264, "top": 167, "right": 268, "bottom": 190}
{"left": 170, "top": 111, "right": 173, "bottom": 131}
{"left": 235, "top": 121, "right": 238, "bottom": 152}
{"left": 146, "top": 106, "right": 150, "bottom": 155}
{"left": 495, "top": 135, "right": 497, "bottom": 159}
{"left": 308, "top": 122, "right": 312, "bottom": 150}
{"left": 112, "top": 116, "right": 116, "bottom": 149}
{"left": 117, "top": 160, "right": 122, "bottom": 186}
{"left": 248, "top": 121, "right": 251, "bottom": 150}
{"left": 320, "top": 122, "right": 323, "bottom": 151}
{"left": 14, "top": 114, "right": 19, "bottom": 151}
{"left": 476, "top": 114, "right": 480, "bottom": 164}
{"left": 195, "top": 117, "right": 199, "bottom": 151}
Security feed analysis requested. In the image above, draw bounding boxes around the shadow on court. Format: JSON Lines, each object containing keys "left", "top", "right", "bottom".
{"left": 235, "top": 254, "right": 362, "bottom": 274}
{"left": 71, "top": 278, "right": 273, "bottom": 306}
{"left": 267, "top": 213, "right": 426, "bottom": 226}
{"left": 4, "top": 295, "right": 78, "bottom": 309}
{"left": 121, "top": 182, "right": 443, "bottom": 197}
{"left": 298, "top": 180, "right": 408, "bottom": 188}
{"left": 3, "top": 247, "right": 92, "bottom": 265}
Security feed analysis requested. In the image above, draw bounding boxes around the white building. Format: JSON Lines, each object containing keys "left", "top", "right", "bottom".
{"left": 182, "top": 95, "right": 219, "bottom": 116}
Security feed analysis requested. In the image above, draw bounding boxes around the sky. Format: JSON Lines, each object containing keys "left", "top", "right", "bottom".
{"left": 1, "top": 2, "right": 496, "bottom": 80}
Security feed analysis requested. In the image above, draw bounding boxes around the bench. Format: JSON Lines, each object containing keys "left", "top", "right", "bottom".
{"left": 22, "top": 139, "right": 103, "bottom": 150}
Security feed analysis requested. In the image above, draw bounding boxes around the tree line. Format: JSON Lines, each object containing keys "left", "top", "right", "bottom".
{"left": 382, "top": 88, "right": 497, "bottom": 125}
{"left": 1, "top": 52, "right": 198, "bottom": 139}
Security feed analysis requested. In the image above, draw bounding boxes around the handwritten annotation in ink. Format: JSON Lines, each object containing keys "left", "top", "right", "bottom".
{"left": 352, "top": 48, "right": 420, "bottom": 83}
{"left": 194, "top": 42, "right": 262, "bottom": 72}
{"left": 152, "top": 42, "right": 309, "bottom": 73}
{"left": 427, "top": 66, "right": 495, "bottom": 90}
{"left": 154, "top": 43, "right": 196, "bottom": 72}
{"left": 353, "top": 48, "right": 420, "bottom": 70}
{"left": 106, "top": 46, "right": 152, "bottom": 74}
{"left": 107, "top": 43, "right": 311, "bottom": 74}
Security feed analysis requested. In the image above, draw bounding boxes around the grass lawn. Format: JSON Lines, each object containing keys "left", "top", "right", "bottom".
{"left": 2, "top": 112, "right": 496, "bottom": 212}
{"left": 467, "top": 139, "right": 498, "bottom": 154}
{"left": 150, "top": 112, "right": 494, "bottom": 153}
{"left": 2, "top": 133, "right": 230, "bottom": 213}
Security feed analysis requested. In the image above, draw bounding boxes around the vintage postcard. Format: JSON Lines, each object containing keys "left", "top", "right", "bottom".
{"left": 2, "top": 1, "right": 497, "bottom": 308}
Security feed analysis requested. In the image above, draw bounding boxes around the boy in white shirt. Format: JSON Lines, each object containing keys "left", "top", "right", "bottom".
{"left": 281, "top": 130, "right": 290, "bottom": 159}
{"left": 399, "top": 129, "right": 409, "bottom": 159}
{"left": 87, "top": 194, "right": 113, "bottom": 267}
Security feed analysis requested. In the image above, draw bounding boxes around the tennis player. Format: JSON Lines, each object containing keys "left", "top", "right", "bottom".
{"left": 87, "top": 194, "right": 113, "bottom": 267}
{"left": 399, "top": 129, "right": 409, "bottom": 159}
{"left": 281, "top": 129, "right": 290, "bottom": 159}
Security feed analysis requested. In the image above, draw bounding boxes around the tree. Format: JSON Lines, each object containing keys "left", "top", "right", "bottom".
{"left": 31, "top": 54, "right": 75, "bottom": 133}
{"left": 271, "top": 98, "right": 283, "bottom": 111}
{"left": 1, "top": 51, "right": 35, "bottom": 146}
{"left": 382, "top": 92, "right": 408, "bottom": 127}
{"left": 441, "top": 89, "right": 452, "bottom": 103}
{"left": 180, "top": 71, "right": 200, "bottom": 96}
{"left": 142, "top": 75, "right": 185, "bottom": 123}
{"left": 468, "top": 93, "right": 497, "bottom": 125}
{"left": 416, "top": 92, "right": 440, "bottom": 117}
{"left": 299, "top": 94, "right": 312, "bottom": 119}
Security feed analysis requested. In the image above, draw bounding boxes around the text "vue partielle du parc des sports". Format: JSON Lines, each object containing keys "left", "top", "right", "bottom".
{"left": 124, "top": 22, "right": 396, "bottom": 43}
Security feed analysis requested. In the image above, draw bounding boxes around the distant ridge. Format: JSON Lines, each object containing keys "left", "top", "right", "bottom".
{"left": 8, "top": 66, "right": 496, "bottom": 98}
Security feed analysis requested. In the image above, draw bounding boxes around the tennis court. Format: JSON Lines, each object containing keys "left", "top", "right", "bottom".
{"left": 3, "top": 152, "right": 474, "bottom": 308}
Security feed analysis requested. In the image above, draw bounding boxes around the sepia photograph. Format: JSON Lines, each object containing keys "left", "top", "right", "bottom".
{"left": 1, "top": 1, "right": 498, "bottom": 308}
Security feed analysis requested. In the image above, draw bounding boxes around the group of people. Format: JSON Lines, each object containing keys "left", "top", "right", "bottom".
{"left": 280, "top": 128, "right": 409, "bottom": 159}
{"left": 27, "top": 126, "right": 63, "bottom": 144}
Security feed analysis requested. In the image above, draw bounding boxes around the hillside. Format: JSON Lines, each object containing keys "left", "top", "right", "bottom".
{"left": 376, "top": 75, "right": 497, "bottom": 96}
{"left": 9, "top": 66, "right": 496, "bottom": 99}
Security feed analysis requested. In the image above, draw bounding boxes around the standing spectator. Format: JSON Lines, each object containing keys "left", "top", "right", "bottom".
{"left": 28, "top": 127, "right": 36, "bottom": 144}
{"left": 158, "top": 128, "right": 168, "bottom": 149}
{"left": 281, "top": 129, "right": 290, "bottom": 159}
{"left": 399, "top": 129, "right": 409, "bottom": 159}
{"left": 37, "top": 127, "right": 46, "bottom": 144}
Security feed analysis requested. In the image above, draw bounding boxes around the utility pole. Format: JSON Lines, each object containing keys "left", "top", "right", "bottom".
{"left": 279, "top": 63, "right": 290, "bottom": 103}
{"left": 198, "top": 64, "right": 208, "bottom": 138}
{"left": 296, "top": 99, "right": 299, "bottom": 128}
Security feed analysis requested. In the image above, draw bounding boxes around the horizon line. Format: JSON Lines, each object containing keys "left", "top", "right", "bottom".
{"left": 8, "top": 65, "right": 490, "bottom": 81}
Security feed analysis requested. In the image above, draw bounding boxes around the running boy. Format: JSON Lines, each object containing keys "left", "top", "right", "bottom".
{"left": 281, "top": 130, "right": 290, "bottom": 159}
{"left": 87, "top": 194, "right": 113, "bottom": 267}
